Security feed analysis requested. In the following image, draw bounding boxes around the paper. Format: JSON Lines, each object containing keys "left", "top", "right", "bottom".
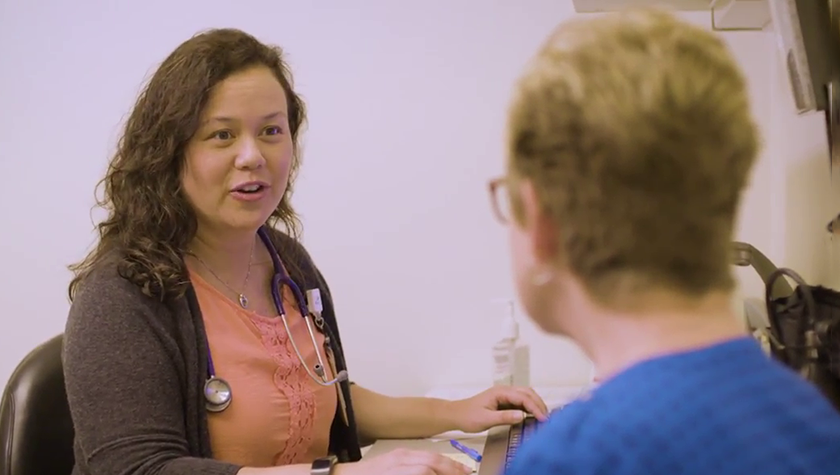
{"left": 429, "top": 429, "right": 489, "bottom": 441}
{"left": 444, "top": 453, "right": 479, "bottom": 473}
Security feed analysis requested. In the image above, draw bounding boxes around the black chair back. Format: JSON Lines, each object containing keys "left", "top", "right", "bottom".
{"left": 0, "top": 334, "right": 75, "bottom": 475}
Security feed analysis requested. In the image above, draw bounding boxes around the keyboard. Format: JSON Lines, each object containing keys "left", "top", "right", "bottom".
{"left": 504, "top": 416, "right": 543, "bottom": 470}
{"left": 477, "top": 409, "right": 562, "bottom": 474}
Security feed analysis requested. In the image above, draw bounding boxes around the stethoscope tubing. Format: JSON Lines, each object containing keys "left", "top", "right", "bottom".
{"left": 202, "top": 227, "right": 346, "bottom": 413}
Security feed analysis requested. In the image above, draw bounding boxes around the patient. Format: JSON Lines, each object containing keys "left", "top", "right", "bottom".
{"left": 492, "top": 8, "right": 840, "bottom": 475}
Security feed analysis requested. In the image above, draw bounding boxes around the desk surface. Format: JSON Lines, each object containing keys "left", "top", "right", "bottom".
{"left": 361, "top": 385, "right": 585, "bottom": 471}
{"left": 364, "top": 435, "right": 488, "bottom": 473}
{"left": 364, "top": 435, "right": 486, "bottom": 458}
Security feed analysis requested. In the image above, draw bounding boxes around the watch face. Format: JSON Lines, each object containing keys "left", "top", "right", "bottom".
{"left": 311, "top": 457, "right": 335, "bottom": 474}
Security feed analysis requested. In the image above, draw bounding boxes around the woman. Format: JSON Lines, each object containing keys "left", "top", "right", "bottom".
{"left": 64, "top": 28, "right": 547, "bottom": 475}
{"left": 493, "top": 9, "right": 840, "bottom": 475}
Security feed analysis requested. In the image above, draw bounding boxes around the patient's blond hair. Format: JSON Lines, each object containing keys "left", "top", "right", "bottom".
{"left": 507, "top": 9, "right": 759, "bottom": 307}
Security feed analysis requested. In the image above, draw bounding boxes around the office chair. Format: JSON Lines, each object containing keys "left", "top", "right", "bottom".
{"left": 0, "top": 334, "right": 75, "bottom": 475}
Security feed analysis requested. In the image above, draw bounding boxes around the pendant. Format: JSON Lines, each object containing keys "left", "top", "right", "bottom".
{"left": 238, "top": 294, "right": 249, "bottom": 308}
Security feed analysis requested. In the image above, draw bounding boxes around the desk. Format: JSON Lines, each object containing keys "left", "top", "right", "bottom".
{"left": 363, "top": 433, "right": 489, "bottom": 473}
{"left": 360, "top": 385, "right": 585, "bottom": 471}
{"left": 363, "top": 434, "right": 486, "bottom": 458}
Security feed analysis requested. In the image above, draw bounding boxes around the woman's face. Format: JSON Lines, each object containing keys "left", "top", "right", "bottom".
{"left": 182, "top": 65, "right": 293, "bottom": 236}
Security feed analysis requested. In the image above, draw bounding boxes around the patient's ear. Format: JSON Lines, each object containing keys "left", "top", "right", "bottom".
{"left": 517, "top": 179, "right": 559, "bottom": 264}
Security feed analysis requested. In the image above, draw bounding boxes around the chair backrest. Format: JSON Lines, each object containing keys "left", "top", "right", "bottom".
{"left": 0, "top": 334, "right": 75, "bottom": 475}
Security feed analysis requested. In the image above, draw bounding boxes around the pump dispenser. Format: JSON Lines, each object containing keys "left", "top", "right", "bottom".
{"left": 492, "top": 300, "right": 531, "bottom": 387}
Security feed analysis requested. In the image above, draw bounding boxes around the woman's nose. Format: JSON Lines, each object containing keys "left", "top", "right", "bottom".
{"left": 234, "top": 137, "right": 266, "bottom": 169}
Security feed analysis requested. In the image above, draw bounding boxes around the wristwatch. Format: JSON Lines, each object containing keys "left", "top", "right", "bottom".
{"left": 311, "top": 456, "right": 337, "bottom": 475}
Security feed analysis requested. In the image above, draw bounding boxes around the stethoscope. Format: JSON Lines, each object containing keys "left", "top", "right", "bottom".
{"left": 203, "top": 226, "right": 349, "bottom": 413}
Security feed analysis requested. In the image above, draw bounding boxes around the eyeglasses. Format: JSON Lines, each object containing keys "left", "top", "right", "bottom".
{"left": 488, "top": 176, "right": 512, "bottom": 224}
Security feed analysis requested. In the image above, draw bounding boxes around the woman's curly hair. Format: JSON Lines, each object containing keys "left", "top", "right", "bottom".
{"left": 68, "top": 28, "right": 307, "bottom": 302}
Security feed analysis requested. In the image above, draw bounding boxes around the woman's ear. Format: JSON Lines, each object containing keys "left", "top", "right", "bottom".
{"left": 516, "top": 179, "right": 559, "bottom": 265}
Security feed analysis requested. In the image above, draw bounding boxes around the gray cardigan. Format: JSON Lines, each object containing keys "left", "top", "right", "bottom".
{"left": 63, "top": 230, "right": 362, "bottom": 475}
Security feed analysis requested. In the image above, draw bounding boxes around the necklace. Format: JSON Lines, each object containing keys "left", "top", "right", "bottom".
{"left": 189, "top": 240, "right": 255, "bottom": 309}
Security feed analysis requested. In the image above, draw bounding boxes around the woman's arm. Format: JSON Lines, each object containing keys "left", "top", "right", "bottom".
{"left": 300, "top": 262, "right": 458, "bottom": 440}
{"left": 64, "top": 271, "right": 242, "bottom": 475}
{"left": 236, "top": 466, "right": 318, "bottom": 475}
{"left": 350, "top": 384, "right": 551, "bottom": 441}
{"left": 349, "top": 385, "right": 458, "bottom": 440}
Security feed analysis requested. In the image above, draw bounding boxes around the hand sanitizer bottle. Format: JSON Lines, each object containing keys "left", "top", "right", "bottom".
{"left": 492, "top": 300, "right": 531, "bottom": 387}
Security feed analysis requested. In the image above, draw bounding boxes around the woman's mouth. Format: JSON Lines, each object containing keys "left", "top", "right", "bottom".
{"left": 231, "top": 182, "right": 270, "bottom": 201}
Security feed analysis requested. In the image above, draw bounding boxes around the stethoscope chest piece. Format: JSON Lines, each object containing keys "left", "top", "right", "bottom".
{"left": 204, "top": 376, "right": 232, "bottom": 413}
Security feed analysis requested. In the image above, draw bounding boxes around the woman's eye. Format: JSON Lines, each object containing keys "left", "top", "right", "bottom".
{"left": 264, "top": 126, "right": 283, "bottom": 136}
{"left": 213, "top": 130, "right": 233, "bottom": 141}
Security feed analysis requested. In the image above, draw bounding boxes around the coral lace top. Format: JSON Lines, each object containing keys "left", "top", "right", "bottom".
{"left": 189, "top": 269, "right": 338, "bottom": 467}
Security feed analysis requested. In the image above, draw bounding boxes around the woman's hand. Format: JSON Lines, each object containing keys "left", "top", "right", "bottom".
{"left": 336, "top": 448, "right": 472, "bottom": 475}
{"left": 447, "top": 386, "right": 550, "bottom": 434}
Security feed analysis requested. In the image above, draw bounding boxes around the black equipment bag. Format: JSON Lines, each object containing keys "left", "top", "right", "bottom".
{"left": 733, "top": 242, "right": 840, "bottom": 412}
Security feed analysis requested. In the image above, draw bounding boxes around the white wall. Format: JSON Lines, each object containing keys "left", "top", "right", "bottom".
{"left": 0, "top": 1, "right": 835, "bottom": 397}
{"left": 730, "top": 16, "right": 840, "bottom": 300}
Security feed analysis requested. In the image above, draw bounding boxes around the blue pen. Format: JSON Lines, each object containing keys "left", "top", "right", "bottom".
{"left": 449, "top": 439, "right": 482, "bottom": 462}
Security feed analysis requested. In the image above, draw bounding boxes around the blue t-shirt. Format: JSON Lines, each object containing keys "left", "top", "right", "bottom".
{"left": 504, "top": 337, "right": 840, "bottom": 475}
